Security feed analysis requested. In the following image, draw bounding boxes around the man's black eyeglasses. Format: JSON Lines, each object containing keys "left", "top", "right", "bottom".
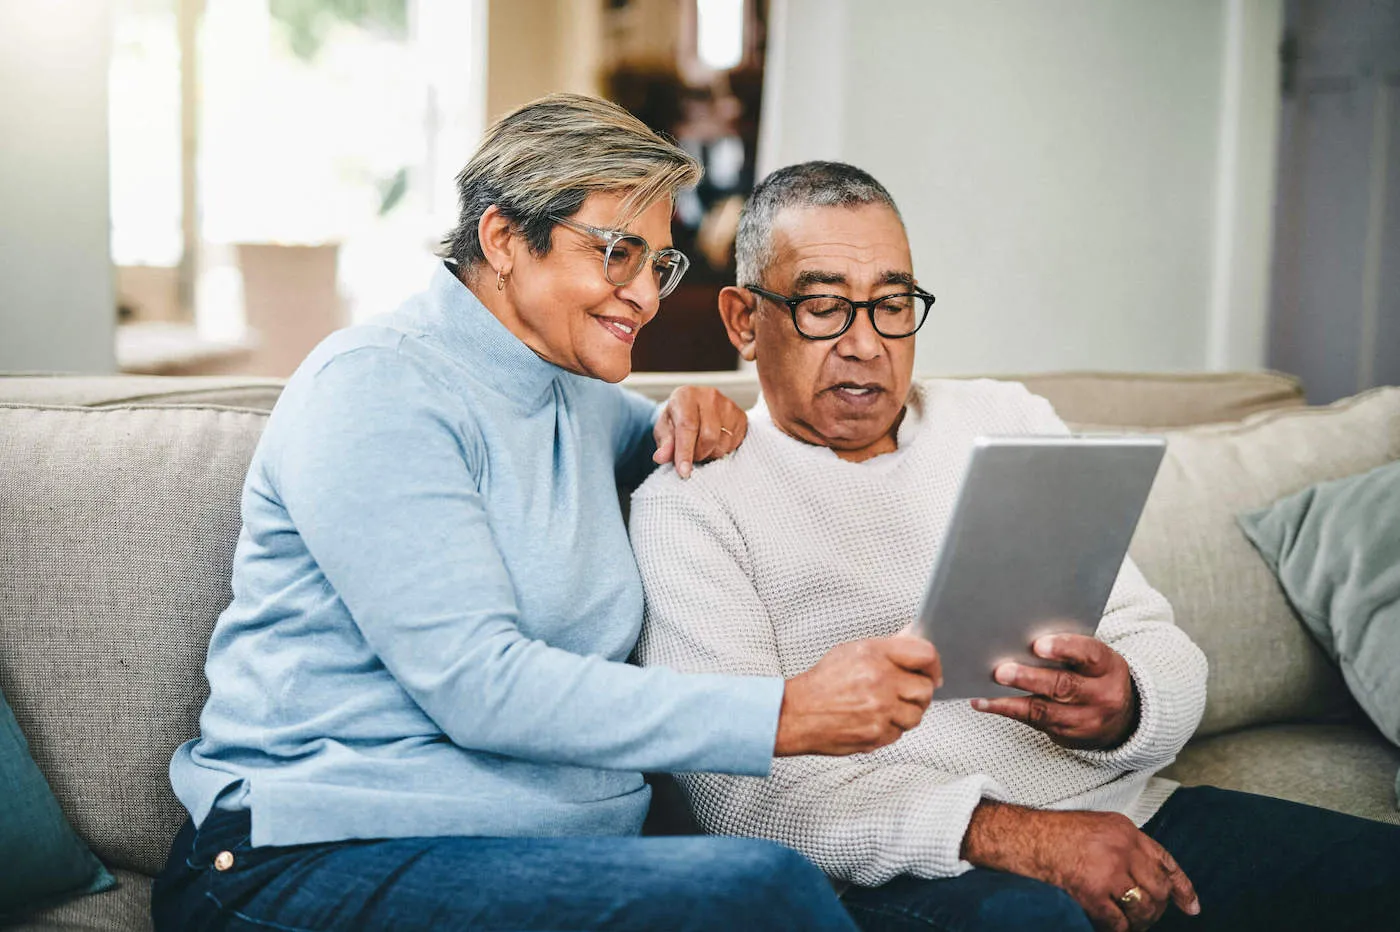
{"left": 745, "top": 285, "right": 935, "bottom": 340}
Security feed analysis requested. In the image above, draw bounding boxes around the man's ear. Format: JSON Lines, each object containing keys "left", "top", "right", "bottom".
{"left": 718, "top": 286, "right": 759, "bottom": 362}
{"left": 477, "top": 205, "right": 517, "bottom": 278}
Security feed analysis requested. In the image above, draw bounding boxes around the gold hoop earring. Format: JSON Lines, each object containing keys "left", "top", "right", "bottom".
{"left": 496, "top": 268, "right": 509, "bottom": 291}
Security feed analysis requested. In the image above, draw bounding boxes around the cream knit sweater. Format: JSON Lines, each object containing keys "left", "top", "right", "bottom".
{"left": 630, "top": 379, "right": 1208, "bottom": 886}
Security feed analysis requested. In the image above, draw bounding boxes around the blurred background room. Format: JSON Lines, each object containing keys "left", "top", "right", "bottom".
{"left": 1, "top": 0, "right": 1396, "bottom": 401}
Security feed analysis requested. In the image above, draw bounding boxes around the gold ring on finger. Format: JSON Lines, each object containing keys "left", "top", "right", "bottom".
{"left": 1116, "top": 886, "right": 1145, "bottom": 909}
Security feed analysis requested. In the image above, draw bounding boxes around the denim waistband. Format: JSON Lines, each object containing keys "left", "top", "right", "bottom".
{"left": 182, "top": 807, "right": 254, "bottom": 870}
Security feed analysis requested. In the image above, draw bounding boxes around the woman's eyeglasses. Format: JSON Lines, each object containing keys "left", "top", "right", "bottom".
{"left": 551, "top": 215, "right": 691, "bottom": 299}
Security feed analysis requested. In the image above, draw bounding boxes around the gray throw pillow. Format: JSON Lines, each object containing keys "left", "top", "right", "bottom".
{"left": 1237, "top": 459, "right": 1400, "bottom": 747}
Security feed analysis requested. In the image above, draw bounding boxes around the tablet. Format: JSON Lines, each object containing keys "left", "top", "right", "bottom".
{"left": 915, "top": 435, "right": 1166, "bottom": 700}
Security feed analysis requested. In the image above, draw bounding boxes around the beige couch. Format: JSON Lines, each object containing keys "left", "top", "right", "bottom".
{"left": 2, "top": 370, "right": 1397, "bottom": 932}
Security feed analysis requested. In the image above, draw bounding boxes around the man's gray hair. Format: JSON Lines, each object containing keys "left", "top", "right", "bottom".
{"left": 735, "top": 161, "right": 903, "bottom": 286}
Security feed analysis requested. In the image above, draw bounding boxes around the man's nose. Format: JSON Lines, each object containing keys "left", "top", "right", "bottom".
{"left": 833, "top": 308, "right": 884, "bottom": 360}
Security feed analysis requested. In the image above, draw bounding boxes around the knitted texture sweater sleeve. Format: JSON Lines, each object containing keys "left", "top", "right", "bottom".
{"left": 631, "top": 380, "right": 1208, "bottom": 886}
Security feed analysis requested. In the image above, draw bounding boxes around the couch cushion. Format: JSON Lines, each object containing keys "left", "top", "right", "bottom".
{"left": 0, "top": 403, "right": 267, "bottom": 877}
{"left": 1129, "top": 387, "right": 1400, "bottom": 737}
{"left": 8, "top": 869, "right": 152, "bottom": 932}
{"left": 1162, "top": 721, "right": 1400, "bottom": 826}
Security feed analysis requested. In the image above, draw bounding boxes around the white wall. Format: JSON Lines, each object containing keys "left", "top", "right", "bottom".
{"left": 760, "top": 0, "right": 1282, "bottom": 375}
{"left": 1207, "top": 0, "right": 1283, "bottom": 371}
{"left": 0, "top": 1, "right": 116, "bottom": 373}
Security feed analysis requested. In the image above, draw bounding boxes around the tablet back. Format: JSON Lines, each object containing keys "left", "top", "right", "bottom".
{"left": 917, "top": 436, "right": 1165, "bottom": 699}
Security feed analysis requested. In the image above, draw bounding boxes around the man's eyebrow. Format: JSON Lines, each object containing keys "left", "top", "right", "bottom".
{"left": 793, "top": 270, "right": 847, "bottom": 291}
{"left": 791, "top": 269, "right": 916, "bottom": 291}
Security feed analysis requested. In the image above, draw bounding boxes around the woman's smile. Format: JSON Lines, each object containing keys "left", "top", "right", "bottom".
{"left": 596, "top": 315, "right": 641, "bottom": 345}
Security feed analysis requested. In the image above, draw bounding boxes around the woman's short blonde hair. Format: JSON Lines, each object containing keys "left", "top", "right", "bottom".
{"left": 442, "top": 93, "right": 702, "bottom": 277}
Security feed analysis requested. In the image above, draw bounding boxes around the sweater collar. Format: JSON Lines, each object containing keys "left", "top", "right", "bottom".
{"left": 406, "top": 261, "right": 563, "bottom": 409}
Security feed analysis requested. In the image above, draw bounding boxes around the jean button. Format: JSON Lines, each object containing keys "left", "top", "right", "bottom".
{"left": 213, "top": 851, "right": 235, "bottom": 872}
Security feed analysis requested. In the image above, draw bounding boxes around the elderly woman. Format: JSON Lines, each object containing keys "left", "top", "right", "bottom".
{"left": 152, "top": 95, "right": 939, "bottom": 931}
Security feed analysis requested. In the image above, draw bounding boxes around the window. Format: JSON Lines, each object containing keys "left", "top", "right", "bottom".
{"left": 110, "top": 0, "right": 485, "bottom": 374}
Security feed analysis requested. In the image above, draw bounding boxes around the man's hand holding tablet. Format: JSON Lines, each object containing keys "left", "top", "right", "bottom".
{"left": 913, "top": 435, "right": 1166, "bottom": 744}
{"left": 971, "top": 633, "right": 1139, "bottom": 750}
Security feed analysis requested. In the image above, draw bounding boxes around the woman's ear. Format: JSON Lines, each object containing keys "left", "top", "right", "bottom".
{"left": 476, "top": 205, "right": 516, "bottom": 279}
{"left": 718, "top": 286, "right": 759, "bottom": 362}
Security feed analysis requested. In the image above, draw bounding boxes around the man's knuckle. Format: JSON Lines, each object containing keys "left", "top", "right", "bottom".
{"left": 1088, "top": 904, "right": 1126, "bottom": 932}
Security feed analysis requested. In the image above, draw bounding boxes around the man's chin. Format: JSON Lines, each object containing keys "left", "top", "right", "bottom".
{"left": 815, "top": 410, "right": 903, "bottom": 447}
{"left": 818, "top": 391, "right": 898, "bottom": 421}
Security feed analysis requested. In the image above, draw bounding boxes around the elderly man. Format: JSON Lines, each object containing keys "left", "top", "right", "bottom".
{"left": 630, "top": 161, "right": 1400, "bottom": 932}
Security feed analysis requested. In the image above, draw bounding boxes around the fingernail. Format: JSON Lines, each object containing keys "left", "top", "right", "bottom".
{"left": 993, "top": 663, "right": 1015, "bottom": 685}
{"left": 935, "top": 676, "right": 944, "bottom": 689}
{"left": 971, "top": 699, "right": 988, "bottom": 711}
{"left": 1033, "top": 637, "right": 1054, "bottom": 657}
{"left": 1188, "top": 899, "right": 1201, "bottom": 916}
{"left": 679, "top": 461, "right": 692, "bottom": 479}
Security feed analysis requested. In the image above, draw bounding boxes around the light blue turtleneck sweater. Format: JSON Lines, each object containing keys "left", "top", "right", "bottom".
{"left": 170, "top": 263, "right": 785, "bottom": 847}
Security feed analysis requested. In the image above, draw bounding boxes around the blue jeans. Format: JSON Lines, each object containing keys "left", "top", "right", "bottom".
{"left": 151, "top": 807, "right": 857, "bottom": 931}
{"left": 841, "top": 786, "right": 1400, "bottom": 931}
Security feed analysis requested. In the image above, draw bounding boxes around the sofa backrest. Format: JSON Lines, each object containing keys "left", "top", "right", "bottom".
{"left": 0, "top": 369, "right": 1332, "bottom": 879}
{"left": 0, "top": 402, "right": 267, "bottom": 876}
{"left": 0, "top": 374, "right": 285, "bottom": 412}
{"left": 2, "top": 369, "right": 1306, "bottom": 427}
{"left": 626, "top": 370, "right": 1307, "bottom": 427}
{"left": 1129, "top": 388, "right": 1400, "bottom": 736}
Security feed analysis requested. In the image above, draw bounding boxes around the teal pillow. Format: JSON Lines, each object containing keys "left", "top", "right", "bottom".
{"left": 1237, "top": 459, "right": 1400, "bottom": 748}
{"left": 0, "top": 684, "right": 115, "bottom": 918}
